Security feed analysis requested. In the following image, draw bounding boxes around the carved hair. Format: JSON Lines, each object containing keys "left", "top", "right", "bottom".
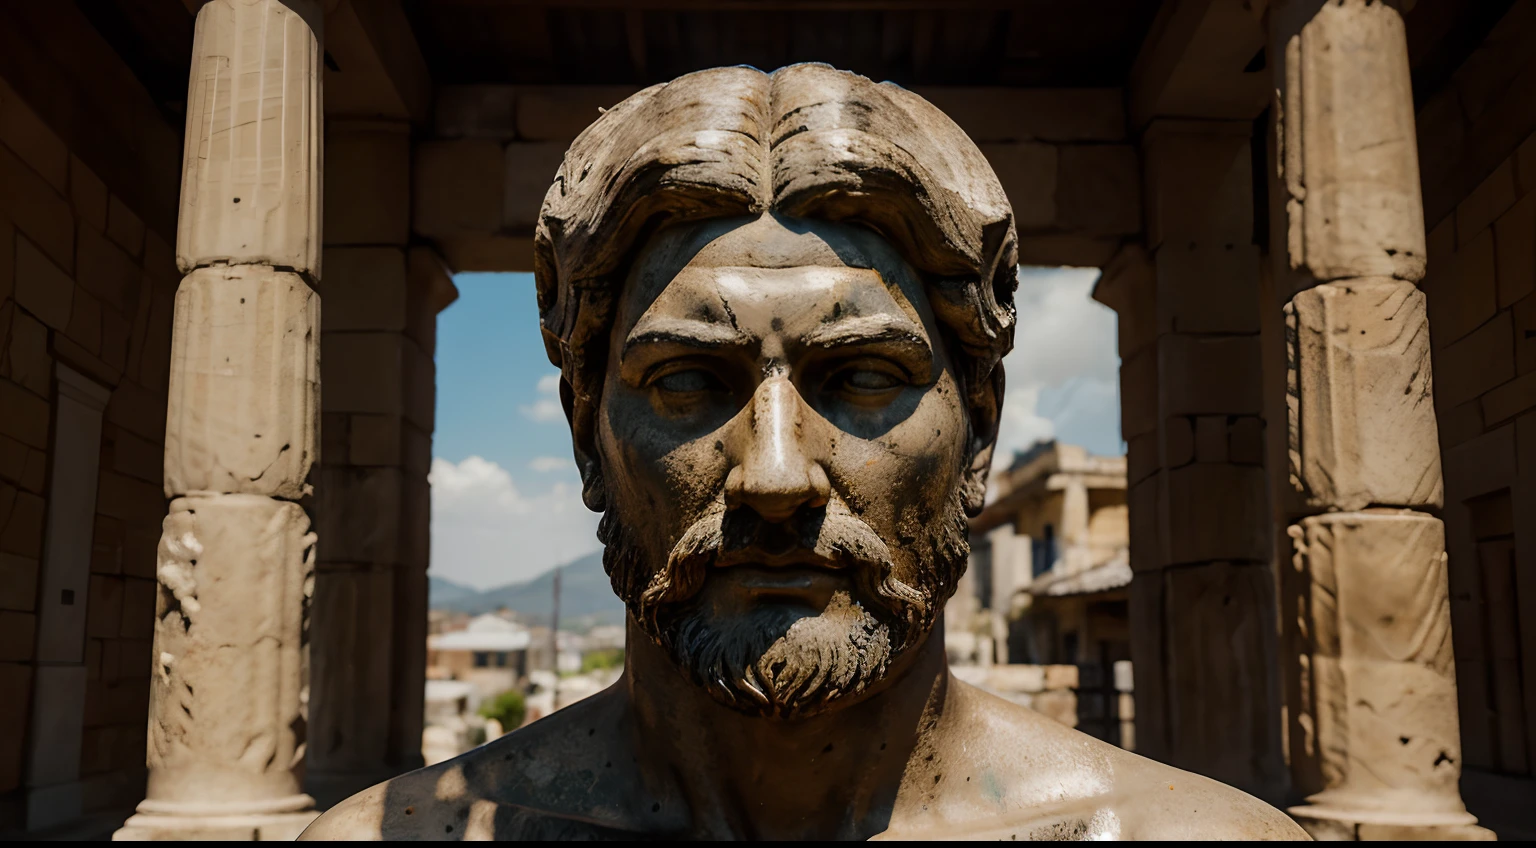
{"left": 533, "top": 64, "right": 1017, "bottom": 474}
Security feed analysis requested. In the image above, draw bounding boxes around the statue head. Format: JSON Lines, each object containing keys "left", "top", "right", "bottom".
{"left": 534, "top": 64, "right": 1016, "bottom": 720}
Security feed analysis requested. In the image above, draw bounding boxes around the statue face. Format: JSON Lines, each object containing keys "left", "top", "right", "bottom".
{"left": 594, "top": 213, "right": 973, "bottom": 719}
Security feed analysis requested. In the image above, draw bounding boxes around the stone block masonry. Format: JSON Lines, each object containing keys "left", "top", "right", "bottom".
{"left": 1094, "top": 114, "right": 1283, "bottom": 804}
{"left": 1417, "top": 79, "right": 1536, "bottom": 835}
{"left": 0, "top": 34, "right": 180, "bottom": 829}
{"left": 307, "top": 117, "right": 456, "bottom": 808}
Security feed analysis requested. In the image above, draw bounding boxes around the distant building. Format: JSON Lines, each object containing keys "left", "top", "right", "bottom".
{"left": 421, "top": 680, "right": 485, "bottom": 767}
{"left": 427, "top": 613, "right": 532, "bottom": 699}
{"left": 427, "top": 608, "right": 472, "bottom": 637}
{"left": 948, "top": 440, "right": 1130, "bottom": 669}
{"left": 946, "top": 440, "right": 1132, "bottom": 746}
{"left": 584, "top": 624, "right": 626, "bottom": 654}
{"left": 525, "top": 628, "right": 588, "bottom": 676}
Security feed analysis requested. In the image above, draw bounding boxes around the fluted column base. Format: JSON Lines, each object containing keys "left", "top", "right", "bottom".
{"left": 114, "top": 794, "right": 318, "bottom": 841}
{"left": 1289, "top": 806, "right": 1493, "bottom": 841}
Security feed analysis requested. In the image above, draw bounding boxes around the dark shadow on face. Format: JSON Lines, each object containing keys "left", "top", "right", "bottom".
{"left": 591, "top": 212, "right": 974, "bottom": 721}
{"left": 604, "top": 212, "right": 961, "bottom": 449}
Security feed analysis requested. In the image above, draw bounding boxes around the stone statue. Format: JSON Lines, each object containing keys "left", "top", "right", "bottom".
{"left": 302, "top": 64, "right": 1307, "bottom": 841}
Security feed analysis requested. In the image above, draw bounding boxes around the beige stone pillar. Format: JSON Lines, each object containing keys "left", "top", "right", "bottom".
{"left": 116, "top": 0, "right": 322, "bottom": 840}
{"left": 307, "top": 120, "right": 456, "bottom": 806}
{"left": 1266, "top": 0, "right": 1486, "bottom": 838}
{"left": 1097, "top": 118, "right": 1286, "bottom": 802}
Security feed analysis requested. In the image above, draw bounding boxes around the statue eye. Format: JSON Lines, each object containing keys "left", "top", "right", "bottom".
{"left": 654, "top": 368, "right": 724, "bottom": 394}
{"left": 835, "top": 367, "right": 904, "bottom": 394}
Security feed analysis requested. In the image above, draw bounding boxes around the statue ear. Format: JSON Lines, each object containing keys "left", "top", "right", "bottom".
{"left": 561, "top": 375, "right": 608, "bottom": 512}
{"left": 961, "top": 361, "right": 1004, "bottom": 517}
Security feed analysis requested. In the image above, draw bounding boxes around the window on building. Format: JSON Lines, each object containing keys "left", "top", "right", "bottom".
{"left": 973, "top": 539, "right": 994, "bottom": 610}
{"left": 495, "top": 652, "right": 508, "bottom": 668}
{"left": 473, "top": 651, "right": 489, "bottom": 668}
{"left": 1062, "top": 630, "right": 1080, "bottom": 665}
{"left": 1032, "top": 523, "right": 1057, "bottom": 577}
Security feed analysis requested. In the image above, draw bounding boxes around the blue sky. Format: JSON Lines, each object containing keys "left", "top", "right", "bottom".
{"left": 434, "top": 273, "right": 572, "bottom": 477}
{"left": 429, "top": 268, "right": 1120, "bottom": 589}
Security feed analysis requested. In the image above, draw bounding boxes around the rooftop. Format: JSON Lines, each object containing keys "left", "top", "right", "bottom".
{"left": 973, "top": 440, "right": 1126, "bottom": 533}
{"left": 429, "top": 613, "right": 532, "bottom": 652}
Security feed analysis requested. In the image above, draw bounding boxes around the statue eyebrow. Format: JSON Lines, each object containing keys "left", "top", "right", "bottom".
{"left": 800, "top": 314, "right": 931, "bottom": 357}
{"left": 622, "top": 318, "right": 748, "bottom": 358}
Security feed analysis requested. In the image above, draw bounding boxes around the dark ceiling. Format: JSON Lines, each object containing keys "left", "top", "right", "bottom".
{"left": 403, "top": 1, "right": 1161, "bottom": 88}
{"left": 73, "top": 0, "right": 1516, "bottom": 127}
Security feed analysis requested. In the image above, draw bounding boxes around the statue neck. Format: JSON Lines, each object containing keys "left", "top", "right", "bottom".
{"left": 618, "top": 615, "right": 954, "bottom": 840}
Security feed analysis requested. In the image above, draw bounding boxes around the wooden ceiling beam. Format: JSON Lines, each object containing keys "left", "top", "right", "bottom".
{"left": 1128, "top": 0, "right": 1269, "bottom": 128}
{"left": 324, "top": 0, "right": 433, "bottom": 123}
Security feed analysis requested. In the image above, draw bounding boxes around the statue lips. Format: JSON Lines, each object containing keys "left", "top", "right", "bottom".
{"left": 710, "top": 548, "right": 849, "bottom": 607}
{"left": 712, "top": 547, "right": 849, "bottom": 571}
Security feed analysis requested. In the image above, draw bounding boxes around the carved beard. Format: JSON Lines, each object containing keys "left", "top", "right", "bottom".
{"left": 599, "top": 492, "right": 970, "bottom": 720}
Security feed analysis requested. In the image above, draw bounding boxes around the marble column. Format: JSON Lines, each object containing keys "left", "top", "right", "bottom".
{"left": 115, "top": 0, "right": 322, "bottom": 840}
{"left": 1265, "top": 0, "right": 1486, "bottom": 838}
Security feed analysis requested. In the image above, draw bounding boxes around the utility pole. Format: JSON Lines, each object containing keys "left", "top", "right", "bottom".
{"left": 550, "top": 565, "right": 561, "bottom": 704}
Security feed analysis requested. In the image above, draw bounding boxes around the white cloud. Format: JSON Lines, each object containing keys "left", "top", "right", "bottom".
{"left": 429, "top": 455, "right": 601, "bottom": 589}
{"left": 520, "top": 372, "right": 565, "bottom": 423}
{"left": 992, "top": 267, "right": 1121, "bottom": 468}
{"left": 528, "top": 456, "right": 571, "bottom": 473}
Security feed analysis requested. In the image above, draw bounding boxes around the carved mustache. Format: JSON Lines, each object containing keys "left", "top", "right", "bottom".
{"left": 635, "top": 497, "right": 928, "bottom": 634}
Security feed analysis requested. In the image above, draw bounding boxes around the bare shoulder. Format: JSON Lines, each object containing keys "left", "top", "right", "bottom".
{"left": 1105, "top": 755, "right": 1310, "bottom": 841}
{"left": 299, "top": 746, "right": 507, "bottom": 841}
{"left": 302, "top": 689, "right": 643, "bottom": 841}
{"left": 901, "top": 680, "right": 1307, "bottom": 841}
{"left": 297, "top": 765, "right": 428, "bottom": 841}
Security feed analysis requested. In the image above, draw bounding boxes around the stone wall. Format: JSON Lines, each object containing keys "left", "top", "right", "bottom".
{"left": 1426, "top": 126, "right": 1536, "bottom": 782}
{"left": 1093, "top": 119, "right": 1285, "bottom": 805}
{"left": 0, "top": 44, "right": 180, "bottom": 830}
{"left": 308, "top": 117, "right": 457, "bottom": 806}
{"left": 1414, "top": 4, "right": 1536, "bottom": 836}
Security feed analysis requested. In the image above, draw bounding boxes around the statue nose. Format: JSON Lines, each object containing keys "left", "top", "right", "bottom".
{"left": 724, "top": 377, "right": 831, "bottom": 523}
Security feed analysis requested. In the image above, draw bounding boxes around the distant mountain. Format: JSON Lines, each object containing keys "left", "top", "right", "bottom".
{"left": 430, "top": 551, "right": 625, "bottom": 628}
{"left": 428, "top": 575, "right": 481, "bottom": 608}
